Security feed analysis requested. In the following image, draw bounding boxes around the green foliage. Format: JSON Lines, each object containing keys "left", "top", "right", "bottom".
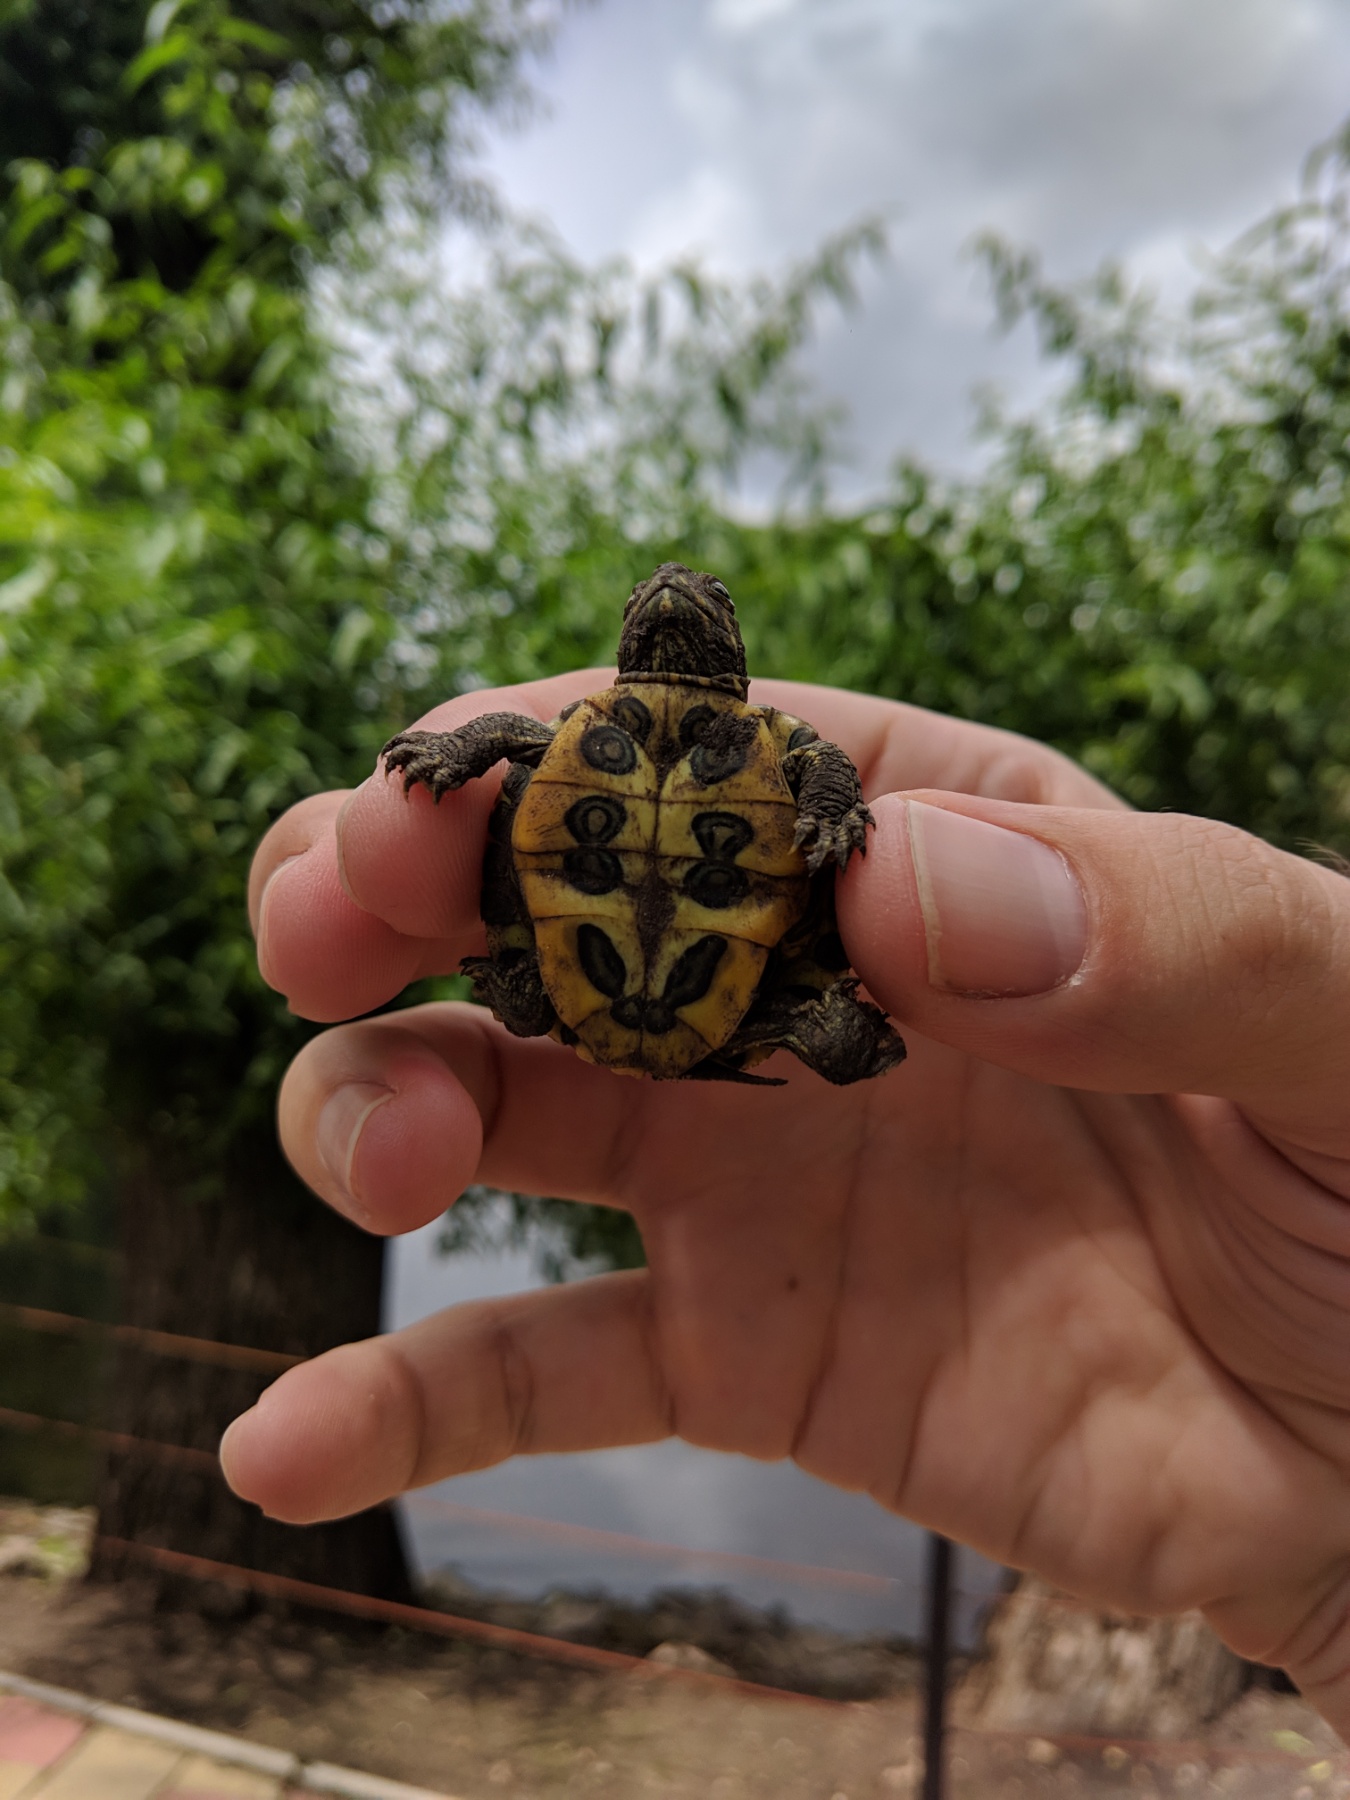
{"left": 7, "top": 2, "right": 1350, "bottom": 1271}
{"left": 330, "top": 216, "right": 883, "bottom": 695}
{"left": 0, "top": 0, "right": 547, "bottom": 1226}
{"left": 933, "top": 153, "right": 1350, "bottom": 847}
{"left": 0, "top": 0, "right": 871, "bottom": 1233}
{"left": 0, "top": 0, "right": 535, "bottom": 291}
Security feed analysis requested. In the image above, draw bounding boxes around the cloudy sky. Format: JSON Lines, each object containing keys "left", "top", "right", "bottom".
{"left": 478, "top": 0, "right": 1350, "bottom": 493}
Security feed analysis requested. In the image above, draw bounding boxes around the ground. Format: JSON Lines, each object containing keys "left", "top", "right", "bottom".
{"left": 0, "top": 1500, "right": 1346, "bottom": 1799}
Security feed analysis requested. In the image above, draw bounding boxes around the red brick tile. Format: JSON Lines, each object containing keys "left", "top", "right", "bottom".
{"left": 0, "top": 1697, "right": 85, "bottom": 1767}
{"left": 163, "top": 1790, "right": 276, "bottom": 1799}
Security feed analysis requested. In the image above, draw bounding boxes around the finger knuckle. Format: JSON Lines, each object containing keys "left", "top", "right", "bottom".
{"left": 1176, "top": 821, "right": 1331, "bottom": 1018}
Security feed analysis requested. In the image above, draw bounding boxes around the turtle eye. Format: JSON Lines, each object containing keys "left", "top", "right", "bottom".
{"left": 708, "top": 579, "right": 731, "bottom": 605}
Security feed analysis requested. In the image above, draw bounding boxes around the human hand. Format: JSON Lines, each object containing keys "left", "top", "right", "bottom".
{"left": 225, "top": 672, "right": 1350, "bottom": 1731}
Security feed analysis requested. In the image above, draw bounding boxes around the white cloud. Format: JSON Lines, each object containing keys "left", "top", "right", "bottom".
{"left": 708, "top": 0, "right": 801, "bottom": 33}
{"left": 483, "top": 0, "right": 1350, "bottom": 487}
{"left": 626, "top": 161, "right": 758, "bottom": 269}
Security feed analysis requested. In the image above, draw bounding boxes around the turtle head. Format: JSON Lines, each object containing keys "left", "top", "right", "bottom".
{"left": 616, "top": 563, "right": 748, "bottom": 690}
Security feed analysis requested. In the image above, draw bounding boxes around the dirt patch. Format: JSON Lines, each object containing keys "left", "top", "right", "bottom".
{"left": 418, "top": 1571, "right": 922, "bottom": 1702}
{"left": 0, "top": 1566, "right": 928, "bottom": 1797}
{"left": 0, "top": 1501, "right": 1343, "bottom": 1799}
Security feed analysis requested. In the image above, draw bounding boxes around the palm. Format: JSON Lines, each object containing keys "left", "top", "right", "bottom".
{"left": 240, "top": 672, "right": 1350, "bottom": 1708}
{"left": 532, "top": 1043, "right": 1332, "bottom": 1647}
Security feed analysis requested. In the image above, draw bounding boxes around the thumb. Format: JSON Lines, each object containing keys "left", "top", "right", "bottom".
{"left": 839, "top": 792, "right": 1350, "bottom": 1159}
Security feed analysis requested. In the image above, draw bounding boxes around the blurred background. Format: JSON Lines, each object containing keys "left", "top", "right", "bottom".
{"left": 4, "top": 0, "right": 1350, "bottom": 1788}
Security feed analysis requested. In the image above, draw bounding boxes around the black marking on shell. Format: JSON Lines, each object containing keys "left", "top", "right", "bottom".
{"left": 577, "top": 923, "right": 627, "bottom": 998}
{"left": 611, "top": 994, "right": 652, "bottom": 1032}
{"left": 692, "top": 810, "right": 755, "bottom": 860}
{"left": 564, "top": 847, "right": 624, "bottom": 895}
{"left": 678, "top": 703, "right": 717, "bottom": 750}
{"left": 602, "top": 929, "right": 729, "bottom": 1039}
{"left": 609, "top": 993, "right": 684, "bottom": 1038}
{"left": 787, "top": 724, "right": 820, "bottom": 752}
{"left": 610, "top": 694, "right": 654, "bottom": 742}
{"left": 558, "top": 701, "right": 581, "bottom": 722}
{"left": 662, "top": 934, "right": 729, "bottom": 1009}
{"left": 683, "top": 861, "right": 750, "bottom": 910}
{"left": 565, "top": 795, "right": 627, "bottom": 845}
{"left": 689, "top": 712, "right": 759, "bottom": 785}
{"left": 581, "top": 723, "right": 639, "bottom": 775}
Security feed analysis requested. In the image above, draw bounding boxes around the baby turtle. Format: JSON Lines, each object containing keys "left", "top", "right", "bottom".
{"left": 382, "top": 563, "right": 905, "bottom": 1086}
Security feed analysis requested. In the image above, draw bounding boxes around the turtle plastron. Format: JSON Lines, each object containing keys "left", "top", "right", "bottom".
{"left": 379, "top": 563, "right": 906, "bottom": 1086}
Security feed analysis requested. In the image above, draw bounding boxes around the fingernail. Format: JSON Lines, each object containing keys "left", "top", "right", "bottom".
{"left": 316, "top": 1083, "right": 393, "bottom": 1222}
{"left": 905, "top": 800, "right": 1088, "bottom": 996}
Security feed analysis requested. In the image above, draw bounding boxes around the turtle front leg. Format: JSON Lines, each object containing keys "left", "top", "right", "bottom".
{"left": 783, "top": 732, "right": 874, "bottom": 873}
{"left": 719, "top": 978, "right": 906, "bottom": 1085}
{"left": 382, "top": 712, "right": 556, "bottom": 800}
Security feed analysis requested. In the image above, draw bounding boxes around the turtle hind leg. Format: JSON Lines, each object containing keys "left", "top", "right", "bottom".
{"left": 461, "top": 949, "right": 556, "bottom": 1039}
{"left": 722, "top": 978, "right": 906, "bottom": 1086}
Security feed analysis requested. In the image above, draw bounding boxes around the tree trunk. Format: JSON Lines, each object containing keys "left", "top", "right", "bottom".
{"left": 974, "top": 1576, "right": 1248, "bottom": 1740}
{"left": 90, "top": 1125, "right": 413, "bottom": 1601}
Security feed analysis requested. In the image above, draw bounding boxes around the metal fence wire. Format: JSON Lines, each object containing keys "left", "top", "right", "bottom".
{"left": 0, "top": 1270, "right": 972, "bottom": 1783}
{"left": 0, "top": 1252, "right": 1334, "bottom": 1797}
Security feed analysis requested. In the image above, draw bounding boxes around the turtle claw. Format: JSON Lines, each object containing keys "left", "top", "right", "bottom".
{"left": 381, "top": 730, "right": 474, "bottom": 801}
{"left": 382, "top": 713, "right": 555, "bottom": 799}
{"left": 795, "top": 802, "right": 874, "bottom": 873}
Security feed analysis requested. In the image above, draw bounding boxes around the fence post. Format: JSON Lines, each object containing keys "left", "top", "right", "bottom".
{"left": 922, "top": 1532, "right": 953, "bottom": 1800}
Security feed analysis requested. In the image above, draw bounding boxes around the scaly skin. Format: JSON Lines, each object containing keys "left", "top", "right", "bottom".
{"left": 381, "top": 713, "right": 554, "bottom": 799}
{"left": 785, "top": 736, "right": 875, "bottom": 872}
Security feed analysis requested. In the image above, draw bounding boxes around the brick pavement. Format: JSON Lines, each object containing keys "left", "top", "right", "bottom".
{"left": 0, "top": 1677, "right": 455, "bottom": 1800}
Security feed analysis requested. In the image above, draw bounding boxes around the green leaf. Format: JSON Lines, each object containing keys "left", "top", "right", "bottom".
{"left": 215, "top": 18, "right": 290, "bottom": 57}
{"left": 0, "top": 558, "right": 54, "bottom": 616}
{"left": 123, "top": 34, "right": 194, "bottom": 94}
{"left": 332, "top": 609, "right": 375, "bottom": 673}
